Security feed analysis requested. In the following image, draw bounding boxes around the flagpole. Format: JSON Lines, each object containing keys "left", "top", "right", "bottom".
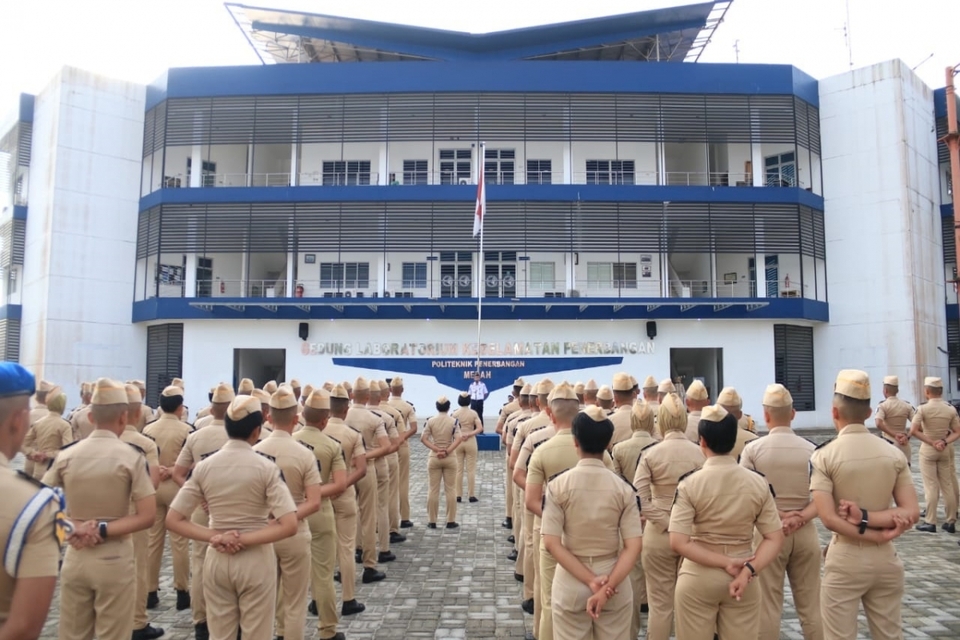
{"left": 476, "top": 141, "right": 485, "bottom": 373}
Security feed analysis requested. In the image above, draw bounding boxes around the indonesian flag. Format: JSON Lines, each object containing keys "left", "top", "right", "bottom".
{"left": 474, "top": 160, "right": 485, "bottom": 238}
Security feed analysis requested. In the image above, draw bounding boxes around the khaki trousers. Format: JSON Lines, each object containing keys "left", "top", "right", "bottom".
{"left": 133, "top": 529, "right": 150, "bottom": 629}
{"left": 307, "top": 505, "right": 339, "bottom": 639}
{"left": 332, "top": 490, "right": 358, "bottom": 602}
{"left": 532, "top": 525, "right": 542, "bottom": 638}
{"left": 455, "top": 437, "right": 478, "bottom": 498}
{"left": 920, "top": 444, "right": 958, "bottom": 525}
{"left": 628, "top": 552, "right": 647, "bottom": 640}
{"left": 538, "top": 533, "right": 558, "bottom": 640}
{"left": 375, "top": 458, "right": 391, "bottom": 553}
{"left": 758, "top": 520, "right": 823, "bottom": 640}
{"left": 820, "top": 539, "right": 904, "bottom": 640}
{"left": 148, "top": 479, "right": 190, "bottom": 591}
{"left": 274, "top": 527, "right": 311, "bottom": 640}
{"left": 387, "top": 452, "right": 400, "bottom": 535}
{"left": 552, "top": 556, "right": 630, "bottom": 640}
{"left": 356, "top": 463, "right": 379, "bottom": 569}
{"left": 190, "top": 507, "right": 210, "bottom": 625}
{"left": 522, "top": 508, "right": 535, "bottom": 602}
{"left": 505, "top": 453, "right": 514, "bottom": 518}
{"left": 641, "top": 524, "right": 682, "bottom": 640}
{"left": 675, "top": 559, "right": 759, "bottom": 640}
{"left": 398, "top": 444, "right": 412, "bottom": 522}
{"left": 204, "top": 543, "right": 277, "bottom": 640}
{"left": 59, "top": 541, "right": 136, "bottom": 640}
{"left": 952, "top": 446, "right": 960, "bottom": 514}
{"left": 426, "top": 454, "right": 457, "bottom": 524}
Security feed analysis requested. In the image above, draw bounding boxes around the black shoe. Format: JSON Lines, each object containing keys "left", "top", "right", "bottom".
{"left": 507, "top": 535, "right": 515, "bottom": 544}
{"left": 507, "top": 550, "right": 518, "bottom": 561}
{"left": 146, "top": 591, "right": 159, "bottom": 610}
{"left": 514, "top": 572, "right": 524, "bottom": 583}
{"left": 921, "top": 509, "right": 926, "bottom": 518}
{"left": 341, "top": 599, "right": 366, "bottom": 616}
{"left": 195, "top": 623, "right": 209, "bottom": 640}
{"left": 400, "top": 520, "right": 414, "bottom": 528}
{"left": 132, "top": 625, "right": 165, "bottom": 640}
{"left": 320, "top": 634, "right": 346, "bottom": 640}
{"left": 308, "top": 600, "right": 318, "bottom": 616}
{"left": 640, "top": 603, "right": 649, "bottom": 613}
{"left": 378, "top": 551, "right": 397, "bottom": 563}
{"left": 390, "top": 532, "right": 406, "bottom": 544}
{"left": 362, "top": 568, "right": 386, "bottom": 584}
{"left": 457, "top": 496, "right": 462, "bottom": 503}
{"left": 502, "top": 518, "right": 513, "bottom": 529}
{"left": 355, "top": 549, "right": 362, "bottom": 564}
{"left": 446, "top": 522, "right": 459, "bottom": 529}
{"left": 333, "top": 571, "right": 341, "bottom": 583}
{"left": 945, "top": 522, "right": 957, "bottom": 534}
{"left": 276, "top": 637, "right": 283, "bottom": 640}
{"left": 427, "top": 523, "right": 437, "bottom": 529}
{"left": 469, "top": 497, "right": 479, "bottom": 503}
{"left": 521, "top": 599, "right": 534, "bottom": 614}
{"left": 176, "top": 590, "right": 191, "bottom": 611}
{"left": 916, "top": 523, "right": 937, "bottom": 533}
{"left": 524, "top": 634, "right": 535, "bottom": 640}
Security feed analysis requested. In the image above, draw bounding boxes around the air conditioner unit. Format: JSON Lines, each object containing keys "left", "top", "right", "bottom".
{"left": 459, "top": 179, "right": 469, "bottom": 185}
{"left": 343, "top": 290, "right": 353, "bottom": 298}
{"left": 382, "top": 291, "right": 391, "bottom": 298}
{"left": 568, "top": 289, "right": 580, "bottom": 298}
{"left": 355, "top": 291, "right": 365, "bottom": 298}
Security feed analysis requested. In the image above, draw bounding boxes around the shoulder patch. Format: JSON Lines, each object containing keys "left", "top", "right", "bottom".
{"left": 15, "top": 470, "right": 45, "bottom": 489}
{"left": 677, "top": 468, "right": 700, "bottom": 483}
{"left": 199, "top": 448, "right": 220, "bottom": 461}
{"left": 59, "top": 440, "right": 79, "bottom": 451}
{"left": 256, "top": 451, "right": 277, "bottom": 463}
{"left": 298, "top": 440, "right": 315, "bottom": 451}
{"left": 814, "top": 437, "right": 835, "bottom": 450}
{"left": 127, "top": 442, "right": 146, "bottom": 456}
{"left": 547, "top": 467, "right": 571, "bottom": 483}
{"left": 532, "top": 437, "right": 550, "bottom": 450}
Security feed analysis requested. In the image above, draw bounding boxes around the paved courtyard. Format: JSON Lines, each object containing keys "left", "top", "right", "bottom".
{"left": 22, "top": 439, "right": 960, "bottom": 639}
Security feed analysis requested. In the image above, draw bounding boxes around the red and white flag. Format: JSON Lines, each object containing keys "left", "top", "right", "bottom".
{"left": 473, "top": 159, "right": 485, "bottom": 238}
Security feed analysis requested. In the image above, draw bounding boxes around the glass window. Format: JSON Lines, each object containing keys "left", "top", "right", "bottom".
{"left": 529, "top": 262, "right": 555, "bottom": 290}
{"left": 402, "top": 160, "right": 428, "bottom": 185}
{"left": 402, "top": 262, "right": 427, "bottom": 288}
{"left": 484, "top": 149, "right": 515, "bottom": 185}
{"left": 586, "top": 160, "right": 635, "bottom": 185}
{"left": 322, "top": 161, "right": 371, "bottom": 186}
{"left": 320, "top": 262, "right": 369, "bottom": 289}
{"left": 765, "top": 153, "right": 796, "bottom": 187}
{"left": 439, "top": 149, "right": 472, "bottom": 185}
{"left": 587, "top": 262, "right": 636, "bottom": 288}
{"left": 527, "top": 160, "right": 552, "bottom": 185}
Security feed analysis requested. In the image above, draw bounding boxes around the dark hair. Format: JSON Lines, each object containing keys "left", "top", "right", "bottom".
{"left": 330, "top": 397, "right": 350, "bottom": 416}
{"left": 437, "top": 400, "right": 451, "bottom": 413}
{"left": 225, "top": 411, "right": 262, "bottom": 439}
{"left": 513, "top": 385, "right": 523, "bottom": 395}
{"left": 159, "top": 394, "right": 184, "bottom": 414}
{"left": 698, "top": 413, "right": 738, "bottom": 454}
{"left": 571, "top": 412, "right": 613, "bottom": 454}
{"left": 207, "top": 391, "right": 214, "bottom": 402}
{"left": 458, "top": 394, "right": 470, "bottom": 407}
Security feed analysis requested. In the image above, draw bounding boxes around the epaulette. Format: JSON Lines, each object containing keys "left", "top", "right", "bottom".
{"left": 747, "top": 467, "right": 766, "bottom": 478}
{"left": 677, "top": 468, "right": 699, "bottom": 483}
{"left": 199, "top": 449, "right": 219, "bottom": 461}
{"left": 256, "top": 451, "right": 277, "bottom": 463}
{"left": 547, "top": 467, "right": 571, "bottom": 483}
{"left": 298, "top": 441, "right": 315, "bottom": 451}
{"left": 745, "top": 467, "right": 776, "bottom": 497}
{"left": 315, "top": 460, "right": 322, "bottom": 473}
{"left": 640, "top": 442, "right": 659, "bottom": 453}
{"left": 530, "top": 425, "right": 548, "bottom": 435}
{"left": 348, "top": 425, "right": 362, "bottom": 435}
{"left": 59, "top": 440, "right": 79, "bottom": 451}
{"left": 532, "top": 436, "right": 550, "bottom": 450}
{"left": 143, "top": 433, "right": 156, "bottom": 442}
{"left": 127, "top": 442, "right": 146, "bottom": 456}
{"left": 814, "top": 438, "right": 835, "bottom": 450}
{"left": 15, "top": 470, "right": 45, "bottom": 488}
{"left": 617, "top": 474, "right": 637, "bottom": 492}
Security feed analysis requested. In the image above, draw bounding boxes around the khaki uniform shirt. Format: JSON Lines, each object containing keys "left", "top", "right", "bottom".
{"left": 452, "top": 407, "right": 483, "bottom": 436}
{"left": 28, "top": 406, "right": 47, "bottom": 427}
{"left": 255, "top": 430, "right": 322, "bottom": 534}
{"left": 70, "top": 407, "right": 97, "bottom": 440}
{"left": 136, "top": 406, "right": 154, "bottom": 433}
{"left": 369, "top": 407, "right": 399, "bottom": 448}
{"left": 42, "top": 430, "right": 155, "bottom": 532}
{"left": 388, "top": 396, "right": 417, "bottom": 446}
{"left": 911, "top": 398, "right": 959, "bottom": 457}
{"left": 422, "top": 414, "right": 460, "bottom": 454}
{"left": 731, "top": 428, "right": 760, "bottom": 460}
{"left": 516, "top": 425, "right": 557, "bottom": 474}
{"left": 505, "top": 409, "right": 532, "bottom": 448}
{"left": 120, "top": 426, "right": 160, "bottom": 472}
{"left": 0, "top": 452, "right": 62, "bottom": 625}
{"left": 738, "top": 414, "right": 757, "bottom": 433}
{"left": 498, "top": 399, "right": 521, "bottom": 430}
{"left": 193, "top": 415, "right": 215, "bottom": 431}
{"left": 612, "top": 430, "right": 658, "bottom": 482}
{"left": 346, "top": 407, "right": 387, "bottom": 453}
{"left": 633, "top": 431, "right": 705, "bottom": 532}
{"left": 609, "top": 405, "right": 634, "bottom": 447}
{"left": 23, "top": 413, "right": 74, "bottom": 477}
{"left": 171, "top": 440, "right": 297, "bottom": 533}
{"left": 541, "top": 458, "right": 642, "bottom": 555}
{"left": 379, "top": 401, "right": 408, "bottom": 439}
{"left": 809, "top": 424, "right": 913, "bottom": 543}
{"left": 320, "top": 418, "right": 364, "bottom": 503}
{"left": 195, "top": 406, "right": 211, "bottom": 421}
{"left": 175, "top": 420, "right": 228, "bottom": 469}
{"left": 669, "top": 455, "right": 781, "bottom": 553}
{"left": 739, "top": 427, "right": 815, "bottom": 511}
{"left": 512, "top": 411, "right": 550, "bottom": 456}
{"left": 685, "top": 411, "right": 702, "bottom": 443}
{"left": 143, "top": 414, "right": 192, "bottom": 469}
{"left": 875, "top": 396, "right": 915, "bottom": 442}
{"left": 293, "top": 427, "right": 346, "bottom": 488}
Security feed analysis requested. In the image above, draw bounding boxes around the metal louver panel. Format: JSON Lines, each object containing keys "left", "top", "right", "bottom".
{"left": 146, "top": 324, "right": 183, "bottom": 407}
{"left": 938, "top": 117, "right": 949, "bottom": 165}
{"left": 748, "top": 96, "right": 798, "bottom": 145}
{"left": 478, "top": 94, "right": 526, "bottom": 141}
{"left": 17, "top": 123, "right": 31, "bottom": 166}
{"left": 704, "top": 95, "right": 751, "bottom": 143}
{"left": 523, "top": 94, "right": 568, "bottom": 142}
{"left": 0, "top": 319, "right": 20, "bottom": 362}
{"left": 0, "top": 219, "right": 25, "bottom": 267}
{"left": 948, "top": 320, "right": 960, "bottom": 369}
{"left": 569, "top": 95, "right": 619, "bottom": 142}
{"left": 774, "top": 324, "right": 815, "bottom": 411}
{"left": 943, "top": 214, "right": 956, "bottom": 265}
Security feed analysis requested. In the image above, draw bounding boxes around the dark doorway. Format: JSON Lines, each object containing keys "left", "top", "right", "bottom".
{"left": 670, "top": 348, "right": 723, "bottom": 401}
{"left": 233, "top": 348, "right": 286, "bottom": 390}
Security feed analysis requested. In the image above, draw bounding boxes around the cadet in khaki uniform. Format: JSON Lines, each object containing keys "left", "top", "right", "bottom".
{"left": 683, "top": 380, "right": 709, "bottom": 443}
{"left": 611, "top": 401, "right": 657, "bottom": 639}
{"left": 541, "top": 406, "right": 642, "bottom": 640}
{"left": 505, "top": 385, "right": 534, "bottom": 563}
{"left": 68, "top": 380, "right": 99, "bottom": 441}
{"left": 143, "top": 386, "right": 193, "bottom": 612}
{"left": 376, "top": 380, "right": 407, "bottom": 540}
{"left": 172, "top": 383, "right": 235, "bottom": 640}
{"left": 296, "top": 390, "right": 352, "bottom": 637}
{"left": 43, "top": 378, "right": 157, "bottom": 640}
{"left": 633, "top": 393, "right": 704, "bottom": 640}
{"left": 452, "top": 392, "right": 482, "bottom": 503}
{"left": 120, "top": 385, "right": 164, "bottom": 640}
{"left": 717, "top": 387, "right": 759, "bottom": 459}
{"left": 875, "top": 375, "right": 915, "bottom": 464}
{"left": 346, "top": 378, "right": 391, "bottom": 583}
{"left": 911, "top": 376, "right": 960, "bottom": 533}
{"left": 255, "top": 387, "right": 322, "bottom": 640}
{"left": 582, "top": 379, "right": 599, "bottom": 407}
{"left": 501, "top": 382, "right": 529, "bottom": 531}
{"left": 669, "top": 404, "right": 784, "bottom": 640}
{"left": 810, "top": 370, "right": 919, "bottom": 640}
{"left": 739, "top": 384, "right": 823, "bottom": 640}
{"left": 641, "top": 375, "right": 660, "bottom": 412}
{"left": 608, "top": 373, "right": 635, "bottom": 447}
{"left": 388, "top": 377, "right": 418, "bottom": 529}
{"left": 422, "top": 396, "right": 462, "bottom": 528}
{"left": 366, "top": 383, "right": 399, "bottom": 561}
{"left": 23, "top": 389, "right": 74, "bottom": 480}
{"left": 656, "top": 379, "right": 676, "bottom": 404}
{"left": 596, "top": 385, "right": 614, "bottom": 412}
{"left": 167, "top": 395, "right": 299, "bottom": 640}
{"left": 237, "top": 378, "right": 255, "bottom": 396}
{"left": 28, "top": 380, "right": 53, "bottom": 427}
{"left": 0, "top": 364, "right": 62, "bottom": 638}
{"left": 321, "top": 385, "right": 368, "bottom": 615}
{"left": 66, "top": 381, "right": 92, "bottom": 424}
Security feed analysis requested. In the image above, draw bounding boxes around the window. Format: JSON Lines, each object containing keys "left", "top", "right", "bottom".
{"left": 529, "top": 262, "right": 555, "bottom": 290}
{"left": 587, "top": 262, "right": 637, "bottom": 289}
{"left": 402, "top": 262, "right": 427, "bottom": 289}
{"left": 322, "top": 161, "right": 371, "bottom": 186}
{"left": 196, "top": 258, "right": 213, "bottom": 297}
{"left": 402, "top": 160, "right": 428, "bottom": 185}
{"left": 320, "top": 262, "right": 370, "bottom": 289}
{"left": 527, "top": 160, "right": 552, "bottom": 185}
{"left": 765, "top": 152, "right": 796, "bottom": 187}
{"left": 773, "top": 324, "right": 815, "bottom": 410}
{"left": 485, "top": 149, "right": 515, "bottom": 185}
{"left": 586, "top": 160, "right": 635, "bottom": 185}
{"left": 439, "top": 149, "right": 471, "bottom": 185}
{"left": 186, "top": 158, "right": 216, "bottom": 187}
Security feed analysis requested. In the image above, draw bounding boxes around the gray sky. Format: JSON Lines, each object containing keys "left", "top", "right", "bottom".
{"left": 1, "top": 0, "right": 957, "bottom": 112}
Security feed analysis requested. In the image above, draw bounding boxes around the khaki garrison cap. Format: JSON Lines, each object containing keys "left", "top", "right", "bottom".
{"left": 686, "top": 380, "right": 709, "bottom": 401}
{"left": 513, "top": 377, "right": 525, "bottom": 387}
{"left": 834, "top": 370, "right": 871, "bottom": 400}
{"left": 342, "top": 381, "right": 353, "bottom": 393}
{"left": 883, "top": 376, "right": 899, "bottom": 386}
{"left": 38, "top": 380, "right": 55, "bottom": 393}
{"left": 302, "top": 383, "right": 315, "bottom": 398}
{"left": 762, "top": 383, "right": 793, "bottom": 408}
{"left": 629, "top": 375, "right": 638, "bottom": 388}
{"left": 573, "top": 382, "right": 585, "bottom": 395}
{"left": 437, "top": 395, "right": 449, "bottom": 405}
{"left": 377, "top": 380, "right": 390, "bottom": 392}
{"left": 390, "top": 377, "right": 404, "bottom": 388}
{"left": 582, "top": 405, "right": 610, "bottom": 423}
{"left": 925, "top": 376, "right": 944, "bottom": 388}
{"left": 700, "top": 404, "right": 728, "bottom": 423}
{"left": 549, "top": 383, "right": 578, "bottom": 402}
{"left": 91, "top": 378, "right": 128, "bottom": 406}
{"left": 171, "top": 378, "right": 185, "bottom": 390}
{"left": 520, "top": 383, "right": 533, "bottom": 395}
{"left": 124, "top": 384, "right": 142, "bottom": 404}
{"left": 354, "top": 377, "right": 370, "bottom": 392}
{"left": 658, "top": 379, "right": 676, "bottom": 394}
{"left": 305, "top": 389, "right": 331, "bottom": 410}
{"left": 331, "top": 385, "right": 350, "bottom": 400}
{"left": 596, "top": 385, "right": 614, "bottom": 401}
{"left": 238, "top": 378, "right": 255, "bottom": 395}
{"left": 47, "top": 385, "right": 63, "bottom": 400}
{"left": 716, "top": 387, "right": 742, "bottom": 407}
{"left": 459, "top": 391, "right": 470, "bottom": 399}
{"left": 642, "top": 375, "right": 657, "bottom": 390}
{"left": 227, "top": 395, "right": 261, "bottom": 421}
{"left": 584, "top": 379, "right": 599, "bottom": 391}
{"left": 537, "top": 379, "right": 555, "bottom": 395}
{"left": 264, "top": 381, "right": 278, "bottom": 394}
{"left": 290, "top": 379, "right": 302, "bottom": 388}
{"left": 270, "top": 387, "right": 299, "bottom": 410}
{"left": 80, "top": 381, "right": 94, "bottom": 395}
{"left": 659, "top": 392, "right": 685, "bottom": 419}
{"left": 252, "top": 389, "right": 271, "bottom": 404}
{"left": 212, "top": 383, "right": 236, "bottom": 404}
{"left": 632, "top": 401, "right": 653, "bottom": 422}
{"left": 612, "top": 373, "right": 633, "bottom": 392}
{"left": 161, "top": 385, "right": 183, "bottom": 398}
{"left": 322, "top": 382, "right": 334, "bottom": 392}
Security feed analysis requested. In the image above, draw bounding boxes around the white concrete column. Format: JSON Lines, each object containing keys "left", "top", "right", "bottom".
{"left": 379, "top": 145, "right": 388, "bottom": 186}
{"left": 240, "top": 243, "right": 249, "bottom": 297}
{"left": 184, "top": 254, "right": 197, "bottom": 297}
{"left": 290, "top": 143, "right": 299, "bottom": 187}
{"left": 190, "top": 145, "right": 202, "bottom": 187}
{"left": 657, "top": 141, "right": 666, "bottom": 186}
{"left": 246, "top": 144, "right": 254, "bottom": 187}
{"left": 756, "top": 252, "right": 766, "bottom": 298}
{"left": 286, "top": 251, "right": 295, "bottom": 298}
{"left": 563, "top": 145, "right": 573, "bottom": 184}
{"left": 379, "top": 259, "right": 388, "bottom": 296}
{"left": 751, "top": 143, "right": 764, "bottom": 187}
{"left": 566, "top": 253, "right": 575, "bottom": 293}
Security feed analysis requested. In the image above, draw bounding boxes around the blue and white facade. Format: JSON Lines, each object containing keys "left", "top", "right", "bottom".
{"left": 1, "top": 2, "right": 953, "bottom": 427}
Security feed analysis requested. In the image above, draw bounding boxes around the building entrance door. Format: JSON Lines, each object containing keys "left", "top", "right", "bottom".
{"left": 670, "top": 348, "right": 723, "bottom": 401}
{"left": 233, "top": 348, "right": 286, "bottom": 390}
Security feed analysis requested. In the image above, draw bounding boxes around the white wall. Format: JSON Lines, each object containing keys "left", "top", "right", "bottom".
{"left": 21, "top": 67, "right": 146, "bottom": 386}
{"left": 817, "top": 59, "right": 947, "bottom": 407}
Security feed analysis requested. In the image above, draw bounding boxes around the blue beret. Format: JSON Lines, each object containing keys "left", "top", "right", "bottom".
{"left": 0, "top": 362, "right": 35, "bottom": 398}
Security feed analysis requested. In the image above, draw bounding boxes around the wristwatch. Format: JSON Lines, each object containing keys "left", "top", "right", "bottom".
{"left": 858, "top": 508, "right": 868, "bottom": 535}
{"left": 98, "top": 521, "right": 108, "bottom": 540}
{"left": 744, "top": 561, "right": 757, "bottom": 577}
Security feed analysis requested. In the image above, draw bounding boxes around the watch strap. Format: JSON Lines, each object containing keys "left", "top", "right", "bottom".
{"left": 858, "top": 508, "right": 868, "bottom": 535}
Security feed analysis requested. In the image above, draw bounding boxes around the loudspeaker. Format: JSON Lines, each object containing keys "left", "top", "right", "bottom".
{"left": 646, "top": 321, "right": 657, "bottom": 340}
{"left": 298, "top": 322, "right": 309, "bottom": 341}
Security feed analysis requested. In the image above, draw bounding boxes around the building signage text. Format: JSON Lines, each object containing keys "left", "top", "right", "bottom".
{"left": 303, "top": 340, "right": 655, "bottom": 357}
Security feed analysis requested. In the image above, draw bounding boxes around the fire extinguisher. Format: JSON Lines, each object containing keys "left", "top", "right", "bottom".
{"left": 219, "top": 280, "right": 225, "bottom": 294}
